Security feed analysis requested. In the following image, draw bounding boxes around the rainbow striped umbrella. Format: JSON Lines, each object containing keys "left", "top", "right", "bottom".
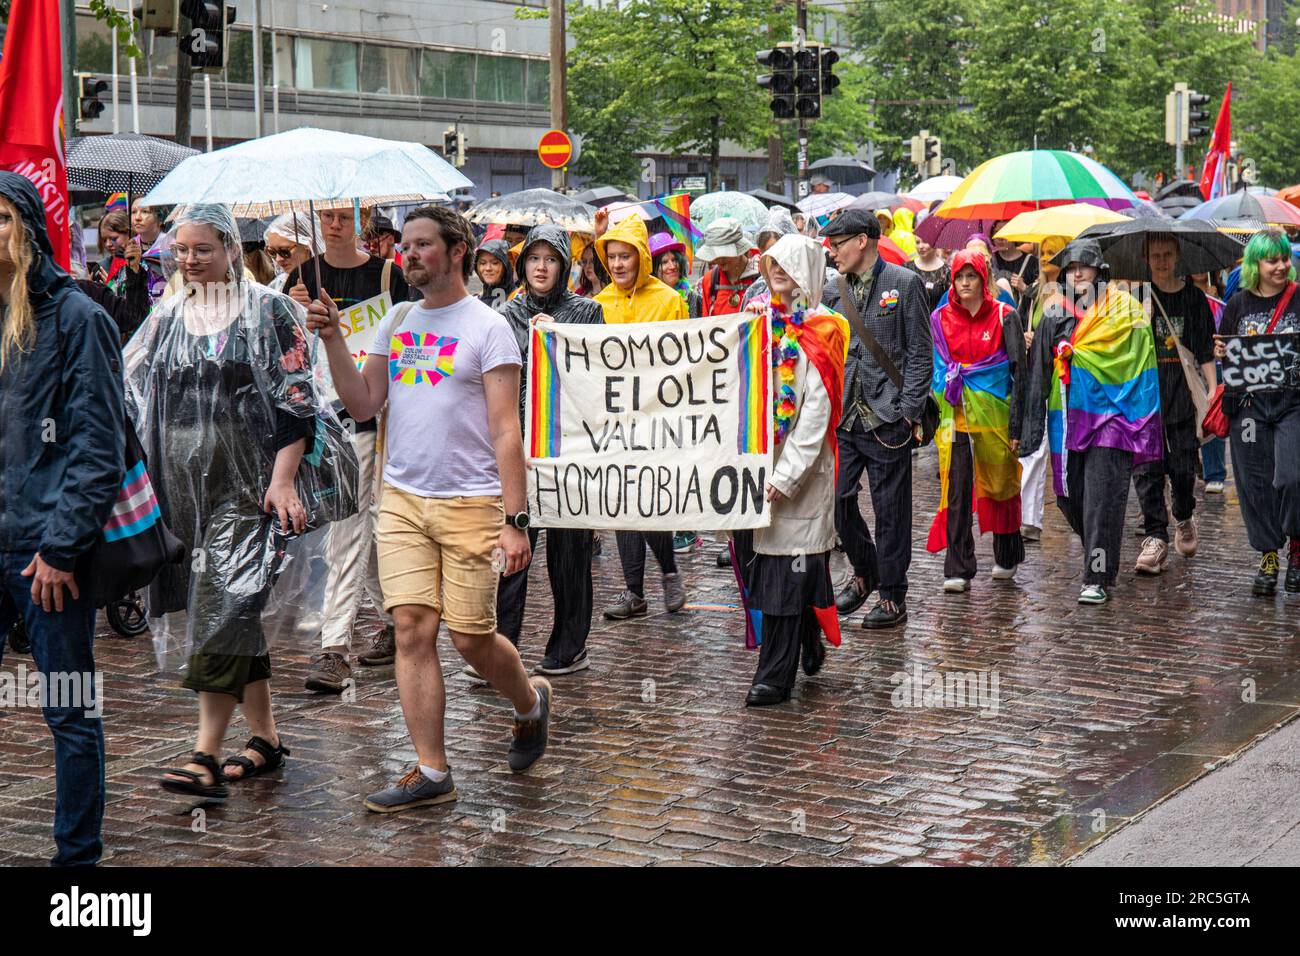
{"left": 935, "top": 150, "right": 1139, "bottom": 221}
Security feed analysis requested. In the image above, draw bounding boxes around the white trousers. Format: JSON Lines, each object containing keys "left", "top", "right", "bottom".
{"left": 1020, "top": 440, "right": 1049, "bottom": 530}
{"left": 320, "top": 428, "right": 390, "bottom": 651}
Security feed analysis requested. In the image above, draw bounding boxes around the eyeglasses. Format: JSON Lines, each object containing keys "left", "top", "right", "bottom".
{"left": 171, "top": 244, "right": 218, "bottom": 263}
{"left": 266, "top": 246, "right": 298, "bottom": 261}
{"left": 827, "top": 235, "right": 865, "bottom": 252}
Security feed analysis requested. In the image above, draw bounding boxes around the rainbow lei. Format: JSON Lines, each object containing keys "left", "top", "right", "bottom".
{"left": 770, "top": 297, "right": 806, "bottom": 444}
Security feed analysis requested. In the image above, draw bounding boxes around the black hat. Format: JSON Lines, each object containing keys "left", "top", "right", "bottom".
{"left": 368, "top": 213, "right": 399, "bottom": 238}
{"left": 1054, "top": 237, "right": 1107, "bottom": 271}
{"left": 818, "top": 208, "right": 881, "bottom": 240}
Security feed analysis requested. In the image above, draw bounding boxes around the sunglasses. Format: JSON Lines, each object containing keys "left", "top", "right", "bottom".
{"left": 266, "top": 246, "right": 298, "bottom": 261}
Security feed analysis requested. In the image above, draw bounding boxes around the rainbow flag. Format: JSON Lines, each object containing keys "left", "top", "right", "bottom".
{"left": 1048, "top": 286, "right": 1162, "bottom": 497}
{"left": 652, "top": 193, "right": 701, "bottom": 267}
{"left": 105, "top": 192, "right": 128, "bottom": 212}
{"left": 529, "top": 326, "right": 562, "bottom": 459}
{"left": 926, "top": 309, "right": 1021, "bottom": 552}
{"left": 735, "top": 315, "right": 770, "bottom": 454}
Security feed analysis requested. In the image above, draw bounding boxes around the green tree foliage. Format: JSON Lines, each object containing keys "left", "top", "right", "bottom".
{"left": 568, "top": 0, "right": 791, "bottom": 186}
{"left": 1235, "top": 46, "right": 1300, "bottom": 186}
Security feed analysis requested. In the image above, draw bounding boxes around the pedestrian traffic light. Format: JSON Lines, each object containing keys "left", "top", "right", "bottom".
{"left": 924, "top": 136, "right": 942, "bottom": 177}
{"left": 182, "top": 0, "right": 233, "bottom": 74}
{"left": 1186, "top": 90, "right": 1211, "bottom": 142}
{"left": 757, "top": 45, "right": 796, "bottom": 120}
{"left": 77, "top": 74, "right": 108, "bottom": 122}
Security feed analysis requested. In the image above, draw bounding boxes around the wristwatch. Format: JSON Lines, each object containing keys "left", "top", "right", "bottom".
{"left": 506, "top": 512, "right": 531, "bottom": 531}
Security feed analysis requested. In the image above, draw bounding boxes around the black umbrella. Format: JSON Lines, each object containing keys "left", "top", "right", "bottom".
{"left": 572, "top": 185, "right": 631, "bottom": 207}
{"left": 746, "top": 187, "right": 799, "bottom": 210}
{"left": 809, "top": 155, "right": 876, "bottom": 185}
{"left": 66, "top": 133, "right": 200, "bottom": 196}
{"left": 1055, "top": 219, "right": 1244, "bottom": 280}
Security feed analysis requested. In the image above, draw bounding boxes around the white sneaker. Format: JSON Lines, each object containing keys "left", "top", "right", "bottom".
{"left": 1205, "top": 481, "right": 1225, "bottom": 494}
{"left": 1135, "top": 536, "right": 1169, "bottom": 575}
{"left": 1078, "top": 584, "right": 1108, "bottom": 605}
{"left": 943, "top": 577, "right": 970, "bottom": 593}
{"left": 991, "top": 564, "right": 1015, "bottom": 581}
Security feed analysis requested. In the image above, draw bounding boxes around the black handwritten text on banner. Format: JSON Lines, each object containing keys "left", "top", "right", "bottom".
{"left": 524, "top": 314, "right": 773, "bottom": 530}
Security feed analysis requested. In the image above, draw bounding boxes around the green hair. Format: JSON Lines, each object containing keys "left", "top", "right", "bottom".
{"left": 1240, "top": 229, "right": 1296, "bottom": 292}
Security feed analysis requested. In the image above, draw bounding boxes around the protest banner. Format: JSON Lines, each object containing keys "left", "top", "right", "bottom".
{"left": 525, "top": 313, "right": 773, "bottom": 530}
{"left": 1221, "top": 333, "right": 1300, "bottom": 394}
{"left": 337, "top": 291, "right": 394, "bottom": 365}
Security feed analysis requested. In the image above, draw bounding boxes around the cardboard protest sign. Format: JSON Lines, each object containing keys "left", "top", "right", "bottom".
{"left": 525, "top": 313, "right": 773, "bottom": 530}
{"left": 336, "top": 291, "right": 393, "bottom": 365}
{"left": 1221, "top": 333, "right": 1300, "bottom": 394}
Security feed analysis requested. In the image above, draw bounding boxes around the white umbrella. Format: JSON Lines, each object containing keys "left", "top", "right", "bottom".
{"left": 796, "top": 191, "right": 853, "bottom": 218}
{"left": 906, "top": 175, "right": 964, "bottom": 204}
{"left": 139, "top": 127, "right": 473, "bottom": 216}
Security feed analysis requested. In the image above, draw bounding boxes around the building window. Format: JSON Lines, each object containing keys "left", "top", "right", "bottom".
{"left": 476, "top": 53, "right": 525, "bottom": 103}
{"left": 294, "top": 36, "right": 358, "bottom": 92}
{"left": 420, "top": 49, "right": 475, "bottom": 100}
{"left": 225, "top": 29, "right": 273, "bottom": 85}
{"left": 361, "top": 44, "right": 417, "bottom": 96}
{"left": 74, "top": 13, "right": 114, "bottom": 73}
{"left": 525, "top": 59, "right": 550, "bottom": 107}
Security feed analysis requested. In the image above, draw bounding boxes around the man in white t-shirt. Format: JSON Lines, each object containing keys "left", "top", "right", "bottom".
{"left": 306, "top": 205, "right": 552, "bottom": 812}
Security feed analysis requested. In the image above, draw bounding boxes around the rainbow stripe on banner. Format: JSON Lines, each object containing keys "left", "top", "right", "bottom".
{"left": 530, "top": 327, "right": 562, "bottom": 458}
{"left": 735, "top": 316, "right": 769, "bottom": 454}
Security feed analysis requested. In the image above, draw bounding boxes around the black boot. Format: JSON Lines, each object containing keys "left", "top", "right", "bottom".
{"left": 835, "top": 577, "right": 868, "bottom": 616}
{"left": 1287, "top": 540, "right": 1300, "bottom": 594}
{"left": 745, "top": 683, "right": 789, "bottom": 707}
{"left": 862, "top": 599, "right": 907, "bottom": 629}
{"left": 1254, "top": 551, "right": 1280, "bottom": 597}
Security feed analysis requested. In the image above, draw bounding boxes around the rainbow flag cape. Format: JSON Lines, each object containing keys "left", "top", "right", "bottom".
{"left": 927, "top": 307, "right": 1021, "bottom": 552}
{"left": 1048, "top": 286, "right": 1162, "bottom": 497}
{"left": 651, "top": 193, "right": 701, "bottom": 267}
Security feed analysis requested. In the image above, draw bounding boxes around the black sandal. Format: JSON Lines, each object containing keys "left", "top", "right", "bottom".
{"left": 221, "top": 736, "right": 290, "bottom": 782}
{"left": 159, "top": 751, "right": 229, "bottom": 802}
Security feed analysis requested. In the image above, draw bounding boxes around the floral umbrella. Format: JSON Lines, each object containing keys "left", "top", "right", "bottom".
{"left": 935, "top": 150, "right": 1139, "bottom": 221}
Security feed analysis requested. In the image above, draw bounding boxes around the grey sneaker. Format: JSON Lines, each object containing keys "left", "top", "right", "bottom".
{"left": 663, "top": 572, "right": 686, "bottom": 612}
{"left": 507, "top": 677, "right": 551, "bottom": 774}
{"left": 363, "top": 766, "right": 456, "bottom": 813}
{"left": 603, "top": 590, "right": 647, "bottom": 620}
{"left": 304, "top": 652, "right": 351, "bottom": 694}
{"left": 357, "top": 626, "right": 396, "bottom": 666}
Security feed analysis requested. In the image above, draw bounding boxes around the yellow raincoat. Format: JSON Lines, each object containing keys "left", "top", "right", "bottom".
{"left": 891, "top": 208, "right": 918, "bottom": 259}
{"left": 594, "top": 215, "right": 688, "bottom": 324}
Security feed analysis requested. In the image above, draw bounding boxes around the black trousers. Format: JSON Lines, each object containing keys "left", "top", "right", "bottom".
{"left": 1133, "top": 420, "right": 1199, "bottom": 541}
{"left": 616, "top": 531, "right": 677, "bottom": 597}
{"left": 753, "top": 610, "right": 821, "bottom": 693}
{"left": 495, "top": 526, "right": 594, "bottom": 664}
{"left": 834, "top": 417, "right": 913, "bottom": 602}
{"left": 944, "top": 432, "right": 1025, "bottom": 579}
{"left": 732, "top": 531, "right": 826, "bottom": 693}
{"left": 1056, "top": 445, "right": 1133, "bottom": 587}
{"left": 1229, "top": 392, "right": 1300, "bottom": 553}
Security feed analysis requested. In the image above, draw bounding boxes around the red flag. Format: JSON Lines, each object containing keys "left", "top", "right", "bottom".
{"left": 1198, "top": 83, "right": 1232, "bottom": 202}
{"left": 0, "top": 0, "right": 72, "bottom": 268}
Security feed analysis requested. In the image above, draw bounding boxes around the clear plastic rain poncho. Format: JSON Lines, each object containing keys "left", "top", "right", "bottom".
{"left": 121, "top": 203, "right": 360, "bottom": 670}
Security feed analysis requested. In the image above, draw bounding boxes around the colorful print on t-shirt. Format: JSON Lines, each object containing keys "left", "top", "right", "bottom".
{"left": 389, "top": 331, "right": 459, "bottom": 386}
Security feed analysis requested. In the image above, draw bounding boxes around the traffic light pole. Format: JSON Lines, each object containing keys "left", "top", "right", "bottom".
{"left": 549, "top": 0, "right": 567, "bottom": 192}
{"left": 796, "top": 0, "right": 808, "bottom": 199}
{"left": 60, "top": 0, "right": 78, "bottom": 135}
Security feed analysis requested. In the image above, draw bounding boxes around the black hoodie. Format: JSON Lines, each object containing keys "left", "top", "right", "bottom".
{"left": 475, "top": 238, "right": 517, "bottom": 311}
{"left": 500, "top": 224, "right": 604, "bottom": 421}
{"left": 0, "top": 172, "right": 125, "bottom": 570}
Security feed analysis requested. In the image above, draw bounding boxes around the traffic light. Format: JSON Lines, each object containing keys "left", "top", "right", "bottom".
{"left": 141, "top": 0, "right": 179, "bottom": 34}
{"left": 455, "top": 131, "right": 469, "bottom": 168}
{"left": 794, "top": 45, "right": 822, "bottom": 119}
{"left": 77, "top": 74, "right": 108, "bottom": 122}
{"left": 924, "top": 135, "right": 942, "bottom": 177}
{"left": 909, "top": 132, "right": 925, "bottom": 166}
{"left": 183, "top": 0, "right": 233, "bottom": 74}
{"left": 820, "top": 48, "right": 840, "bottom": 96}
{"left": 1164, "top": 87, "right": 1180, "bottom": 146}
{"left": 443, "top": 126, "right": 459, "bottom": 159}
{"left": 1186, "top": 90, "right": 1211, "bottom": 142}
{"left": 757, "top": 45, "right": 796, "bottom": 120}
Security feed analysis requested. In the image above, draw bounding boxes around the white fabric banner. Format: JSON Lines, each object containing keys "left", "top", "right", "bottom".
{"left": 525, "top": 313, "right": 774, "bottom": 530}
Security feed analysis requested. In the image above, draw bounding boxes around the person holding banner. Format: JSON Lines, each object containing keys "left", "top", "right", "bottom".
{"left": 592, "top": 210, "right": 692, "bottom": 619}
{"left": 1132, "top": 235, "right": 1217, "bottom": 575}
{"left": 1019, "top": 239, "right": 1162, "bottom": 606}
{"left": 287, "top": 208, "right": 411, "bottom": 693}
{"left": 732, "top": 233, "right": 848, "bottom": 706}
{"left": 927, "top": 250, "right": 1027, "bottom": 592}
{"left": 306, "top": 205, "right": 553, "bottom": 809}
{"left": 1213, "top": 229, "right": 1300, "bottom": 596}
{"left": 498, "top": 224, "right": 603, "bottom": 675}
